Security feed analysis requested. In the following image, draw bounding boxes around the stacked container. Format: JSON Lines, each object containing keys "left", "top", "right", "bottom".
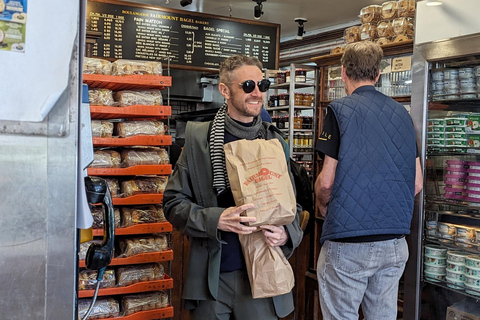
{"left": 424, "top": 245, "right": 447, "bottom": 282}
{"left": 465, "top": 255, "right": 480, "bottom": 296}
{"left": 444, "top": 160, "right": 468, "bottom": 200}
{"left": 446, "top": 250, "right": 469, "bottom": 289}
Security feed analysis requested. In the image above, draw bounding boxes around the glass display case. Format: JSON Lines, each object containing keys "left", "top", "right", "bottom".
{"left": 407, "top": 33, "right": 480, "bottom": 320}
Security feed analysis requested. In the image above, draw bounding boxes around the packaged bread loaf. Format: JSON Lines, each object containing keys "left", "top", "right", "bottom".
{"left": 119, "top": 235, "right": 168, "bottom": 257}
{"left": 103, "top": 177, "right": 120, "bottom": 197}
{"left": 79, "top": 268, "right": 116, "bottom": 290}
{"left": 397, "top": 0, "right": 415, "bottom": 18}
{"left": 377, "top": 20, "right": 394, "bottom": 38}
{"left": 111, "top": 59, "right": 162, "bottom": 76}
{"left": 115, "top": 120, "right": 165, "bottom": 138}
{"left": 114, "top": 90, "right": 163, "bottom": 107}
{"left": 344, "top": 26, "right": 360, "bottom": 43}
{"left": 360, "top": 23, "right": 377, "bottom": 41}
{"left": 91, "top": 206, "right": 121, "bottom": 229}
{"left": 83, "top": 57, "right": 112, "bottom": 75}
{"left": 121, "top": 177, "right": 168, "bottom": 197}
{"left": 91, "top": 120, "right": 114, "bottom": 138}
{"left": 117, "top": 262, "right": 165, "bottom": 287}
{"left": 90, "top": 150, "right": 121, "bottom": 168}
{"left": 121, "top": 205, "right": 165, "bottom": 227}
{"left": 78, "top": 297, "right": 119, "bottom": 320}
{"left": 376, "top": 37, "right": 392, "bottom": 46}
{"left": 392, "top": 17, "right": 414, "bottom": 36}
{"left": 121, "top": 148, "right": 169, "bottom": 167}
{"left": 381, "top": 1, "right": 397, "bottom": 20}
{"left": 360, "top": 5, "right": 382, "bottom": 24}
{"left": 122, "top": 291, "right": 168, "bottom": 316}
{"left": 89, "top": 89, "right": 116, "bottom": 106}
{"left": 79, "top": 240, "right": 103, "bottom": 260}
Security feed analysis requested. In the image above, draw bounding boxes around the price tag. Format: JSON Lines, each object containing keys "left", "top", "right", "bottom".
{"left": 392, "top": 56, "right": 412, "bottom": 72}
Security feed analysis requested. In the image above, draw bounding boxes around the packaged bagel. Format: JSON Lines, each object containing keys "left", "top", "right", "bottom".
{"left": 78, "top": 297, "right": 120, "bottom": 320}
{"left": 121, "top": 291, "right": 168, "bottom": 316}
{"left": 90, "top": 150, "right": 121, "bottom": 168}
{"left": 121, "top": 176, "right": 168, "bottom": 197}
{"left": 115, "top": 120, "right": 165, "bottom": 138}
{"left": 111, "top": 59, "right": 162, "bottom": 76}
{"left": 397, "top": 0, "right": 415, "bottom": 18}
{"left": 83, "top": 57, "right": 112, "bottom": 75}
{"left": 377, "top": 20, "right": 394, "bottom": 38}
{"left": 330, "top": 46, "right": 344, "bottom": 55}
{"left": 91, "top": 206, "right": 121, "bottom": 229}
{"left": 117, "top": 263, "right": 165, "bottom": 286}
{"left": 392, "top": 17, "right": 414, "bottom": 36}
{"left": 121, "top": 148, "right": 169, "bottom": 167}
{"left": 376, "top": 37, "right": 392, "bottom": 46}
{"left": 344, "top": 26, "right": 361, "bottom": 43}
{"left": 381, "top": 1, "right": 397, "bottom": 20}
{"left": 104, "top": 177, "right": 120, "bottom": 197}
{"left": 79, "top": 268, "right": 116, "bottom": 290}
{"left": 89, "top": 88, "right": 116, "bottom": 106}
{"left": 119, "top": 235, "right": 168, "bottom": 257}
{"left": 114, "top": 90, "right": 163, "bottom": 107}
{"left": 91, "top": 120, "right": 114, "bottom": 138}
{"left": 360, "top": 23, "right": 377, "bottom": 41}
{"left": 392, "top": 34, "right": 413, "bottom": 43}
{"left": 121, "top": 205, "right": 165, "bottom": 227}
{"left": 360, "top": 5, "right": 382, "bottom": 24}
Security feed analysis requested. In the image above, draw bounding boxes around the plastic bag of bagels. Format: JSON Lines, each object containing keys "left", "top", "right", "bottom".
{"left": 224, "top": 138, "right": 296, "bottom": 227}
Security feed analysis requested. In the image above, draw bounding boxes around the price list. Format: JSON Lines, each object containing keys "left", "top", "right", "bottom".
{"left": 86, "top": 0, "right": 279, "bottom": 70}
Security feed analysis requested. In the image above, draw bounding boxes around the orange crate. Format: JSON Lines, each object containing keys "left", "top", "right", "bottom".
{"left": 93, "top": 222, "right": 172, "bottom": 236}
{"left": 79, "top": 250, "right": 174, "bottom": 268}
{"left": 87, "top": 165, "right": 172, "bottom": 176}
{"left": 90, "top": 105, "right": 171, "bottom": 120}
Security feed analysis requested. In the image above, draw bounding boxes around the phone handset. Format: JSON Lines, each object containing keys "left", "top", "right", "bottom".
{"left": 84, "top": 176, "right": 115, "bottom": 270}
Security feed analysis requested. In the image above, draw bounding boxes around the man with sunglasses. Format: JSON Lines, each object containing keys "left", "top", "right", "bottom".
{"left": 163, "top": 55, "right": 303, "bottom": 320}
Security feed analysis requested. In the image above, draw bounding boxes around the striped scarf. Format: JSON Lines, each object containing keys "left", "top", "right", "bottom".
{"left": 210, "top": 103, "right": 266, "bottom": 195}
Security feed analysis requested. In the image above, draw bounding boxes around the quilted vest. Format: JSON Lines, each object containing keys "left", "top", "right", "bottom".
{"left": 321, "top": 86, "right": 416, "bottom": 244}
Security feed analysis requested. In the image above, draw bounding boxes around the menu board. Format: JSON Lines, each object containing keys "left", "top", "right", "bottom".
{"left": 86, "top": 0, "right": 280, "bottom": 70}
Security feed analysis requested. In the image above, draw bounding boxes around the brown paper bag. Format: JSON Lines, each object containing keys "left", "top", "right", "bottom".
{"left": 224, "top": 139, "right": 296, "bottom": 227}
{"left": 239, "top": 231, "right": 295, "bottom": 299}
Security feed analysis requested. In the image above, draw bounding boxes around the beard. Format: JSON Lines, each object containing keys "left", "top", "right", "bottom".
{"left": 230, "top": 94, "right": 263, "bottom": 118}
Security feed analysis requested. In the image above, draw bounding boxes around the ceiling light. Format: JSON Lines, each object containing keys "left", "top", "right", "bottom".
{"left": 295, "top": 18, "right": 307, "bottom": 40}
{"left": 253, "top": 0, "right": 266, "bottom": 20}
{"left": 426, "top": 0, "right": 443, "bottom": 6}
{"left": 180, "top": 0, "right": 192, "bottom": 7}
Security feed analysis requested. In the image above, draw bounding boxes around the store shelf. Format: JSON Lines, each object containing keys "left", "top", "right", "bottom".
{"left": 112, "top": 194, "right": 164, "bottom": 206}
{"left": 78, "top": 275, "right": 173, "bottom": 298}
{"left": 87, "top": 165, "right": 172, "bottom": 176}
{"left": 112, "top": 306, "right": 174, "bottom": 320}
{"left": 79, "top": 250, "right": 174, "bottom": 268}
{"left": 424, "top": 236, "right": 480, "bottom": 254}
{"left": 93, "top": 222, "right": 172, "bottom": 236}
{"left": 423, "top": 278, "right": 480, "bottom": 299}
{"left": 83, "top": 74, "right": 172, "bottom": 91}
{"left": 320, "top": 95, "right": 411, "bottom": 105}
{"left": 92, "top": 135, "right": 172, "bottom": 147}
{"left": 90, "top": 105, "right": 171, "bottom": 120}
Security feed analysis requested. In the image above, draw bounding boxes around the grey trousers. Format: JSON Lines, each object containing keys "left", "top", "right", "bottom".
{"left": 190, "top": 269, "right": 278, "bottom": 320}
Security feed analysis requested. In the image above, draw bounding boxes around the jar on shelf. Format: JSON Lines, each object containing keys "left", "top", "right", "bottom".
{"left": 286, "top": 70, "right": 291, "bottom": 83}
{"left": 294, "top": 116, "right": 303, "bottom": 129}
{"left": 278, "top": 94, "right": 287, "bottom": 106}
{"left": 284, "top": 115, "right": 290, "bottom": 129}
{"left": 295, "top": 69, "right": 307, "bottom": 83}
{"left": 293, "top": 133, "right": 300, "bottom": 151}
{"left": 303, "top": 93, "right": 314, "bottom": 106}
{"left": 276, "top": 71, "right": 286, "bottom": 84}
{"left": 294, "top": 92, "right": 303, "bottom": 106}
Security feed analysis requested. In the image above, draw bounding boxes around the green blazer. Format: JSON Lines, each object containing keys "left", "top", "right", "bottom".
{"left": 163, "top": 121, "right": 303, "bottom": 318}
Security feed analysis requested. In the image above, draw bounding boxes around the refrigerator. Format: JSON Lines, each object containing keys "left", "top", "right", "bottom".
{"left": 0, "top": 0, "right": 86, "bottom": 319}
{"left": 405, "top": 1, "right": 480, "bottom": 319}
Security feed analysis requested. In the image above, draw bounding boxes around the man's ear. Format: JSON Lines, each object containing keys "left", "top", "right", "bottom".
{"left": 374, "top": 69, "right": 381, "bottom": 83}
{"left": 219, "top": 83, "right": 230, "bottom": 100}
{"left": 341, "top": 66, "right": 347, "bottom": 82}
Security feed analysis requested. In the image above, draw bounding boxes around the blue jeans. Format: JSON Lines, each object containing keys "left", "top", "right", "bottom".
{"left": 317, "top": 238, "right": 408, "bottom": 320}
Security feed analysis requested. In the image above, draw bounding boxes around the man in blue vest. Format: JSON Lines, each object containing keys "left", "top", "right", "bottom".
{"left": 314, "top": 41, "right": 423, "bottom": 320}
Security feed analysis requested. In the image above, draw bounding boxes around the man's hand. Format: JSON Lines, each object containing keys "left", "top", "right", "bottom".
{"left": 217, "top": 203, "right": 257, "bottom": 234}
{"left": 259, "top": 225, "right": 288, "bottom": 247}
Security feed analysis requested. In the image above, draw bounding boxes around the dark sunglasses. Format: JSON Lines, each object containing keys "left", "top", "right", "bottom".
{"left": 237, "top": 79, "right": 271, "bottom": 93}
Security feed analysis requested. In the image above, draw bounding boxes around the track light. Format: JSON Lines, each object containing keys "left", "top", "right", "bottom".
{"left": 295, "top": 18, "right": 307, "bottom": 40}
{"left": 180, "top": 0, "right": 192, "bottom": 7}
{"left": 252, "top": 0, "right": 266, "bottom": 20}
{"left": 426, "top": 0, "right": 443, "bottom": 6}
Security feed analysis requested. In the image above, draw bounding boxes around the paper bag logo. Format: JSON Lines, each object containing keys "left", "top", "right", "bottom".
{"left": 244, "top": 168, "right": 282, "bottom": 186}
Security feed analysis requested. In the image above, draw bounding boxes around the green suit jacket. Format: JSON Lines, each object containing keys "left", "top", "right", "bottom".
{"left": 163, "top": 121, "right": 303, "bottom": 318}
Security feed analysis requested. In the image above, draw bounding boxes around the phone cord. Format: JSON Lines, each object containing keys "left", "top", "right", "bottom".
{"left": 82, "top": 268, "right": 105, "bottom": 320}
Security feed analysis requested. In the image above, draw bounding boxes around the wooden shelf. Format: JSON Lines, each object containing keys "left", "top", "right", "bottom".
{"left": 83, "top": 74, "right": 172, "bottom": 91}
{"left": 87, "top": 165, "right": 171, "bottom": 176}
{"left": 78, "top": 276, "right": 173, "bottom": 298}
{"left": 112, "top": 194, "right": 163, "bottom": 206}
{"left": 92, "top": 135, "right": 172, "bottom": 147}
{"left": 90, "top": 105, "right": 171, "bottom": 120}
{"left": 311, "top": 40, "right": 414, "bottom": 67}
{"left": 93, "top": 222, "right": 172, "bottom": 236}
{"left": 114, "top": 306, "right": 174, "bottom": 320}
{"left": 79, "top": 250, "right": 174, "bottom": 268}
